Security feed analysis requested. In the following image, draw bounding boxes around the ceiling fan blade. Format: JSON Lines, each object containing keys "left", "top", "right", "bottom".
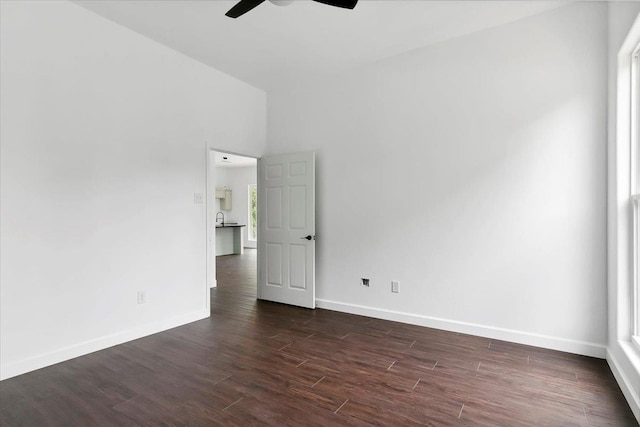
{"left": 225, "top": 0, "right": 266, "bottom": 18}
{"left": 312, "top": 0, "right": 358, "bottom": 9}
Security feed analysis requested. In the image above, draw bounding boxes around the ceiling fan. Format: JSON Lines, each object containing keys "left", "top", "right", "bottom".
{"left": 225, "top": 0, "right": 358, "bottom": 19}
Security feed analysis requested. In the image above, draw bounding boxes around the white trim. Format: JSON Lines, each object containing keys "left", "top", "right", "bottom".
{"left": 610, "top": 10, "right": 640, "bottom": 422}
{"left": 206, "top": 144, "right": 216, "bottom": 291}
{"left": 633, "top": 41, "right": 640, "bottom": 338}
{"left": 613, "top": 8, "right": 639, "bottom": 344}
{"left": 0, "top": 309, "right": 209, "bottom": 381}
{"left": 631, "top": 44, "right": 640, "bottom": 198}
{"left": 316, "top": 299, "right": 606, "bottom": 358}
{"left": 635, "top": 196, "right": 640, "bottom": 336}
{"left": 607, "top": 347, "right": 640, "bottom": 422}
{"left": 204, "top": 141, "right": 212, "bottom": 312}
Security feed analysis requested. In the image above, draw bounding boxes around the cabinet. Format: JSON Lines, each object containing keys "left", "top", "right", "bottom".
{"left": 215, "top": 225, "right": 245, "bottom": 256}
{"left": 216, "top": 188, "right": 232, "bottom": 211}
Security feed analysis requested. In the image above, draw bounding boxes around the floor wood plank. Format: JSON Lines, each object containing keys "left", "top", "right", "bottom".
{"left": 0, "top": 249, "right": 636, "bottom": 426}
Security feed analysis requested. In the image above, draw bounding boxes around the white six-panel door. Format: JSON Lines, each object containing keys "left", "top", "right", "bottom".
{"left": 257, "top": 152, "right": 315, "bottom": 309}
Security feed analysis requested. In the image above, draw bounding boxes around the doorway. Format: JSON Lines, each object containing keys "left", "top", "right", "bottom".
{"left": 207, "top": 149, "right": 258, "bottom": 291}
{"left": 206, "top": 149, "right": 317, "bottom": 310}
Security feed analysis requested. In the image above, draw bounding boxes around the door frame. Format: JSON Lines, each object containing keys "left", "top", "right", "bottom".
{"left": 205, "top": 144, "right": 259, "bottom": 296}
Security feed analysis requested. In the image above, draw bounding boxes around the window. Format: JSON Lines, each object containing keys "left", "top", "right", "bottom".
{"left": 634, "top": 43, "right": 640, "bottom": 346}
{"left": 248, "top": 184, "right": 257, "bottom": 241}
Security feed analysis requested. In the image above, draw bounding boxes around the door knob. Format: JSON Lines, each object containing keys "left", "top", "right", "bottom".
{"left": 301, "top": 235, "right": 315, "bottom": 241}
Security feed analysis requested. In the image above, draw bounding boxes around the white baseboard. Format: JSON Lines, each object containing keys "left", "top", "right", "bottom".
{"left": 0, "top": 309, "right": 210, "bottom": 381}
{"left": 607, "top": 347, "right": 640, "bottom": 422}
{"left": 315, "top": 299, "right": 606, "bottom": 358}
{"left": 210, "top": 279, "right": 217, "bottom": 288}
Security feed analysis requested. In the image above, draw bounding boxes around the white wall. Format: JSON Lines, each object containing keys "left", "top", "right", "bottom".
{"left": 607, "top": 2, "right": 640, "bottom": 421}
{"left": 268, "top": 3, "right": 607, "bottom": 356}
{"left": 0, "top": 0, "right": 266, "bottom": 380}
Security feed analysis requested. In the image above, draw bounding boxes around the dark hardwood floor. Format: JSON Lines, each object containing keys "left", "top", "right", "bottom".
{"left": 1, "top": 249, "right": 637, "bottom": 426}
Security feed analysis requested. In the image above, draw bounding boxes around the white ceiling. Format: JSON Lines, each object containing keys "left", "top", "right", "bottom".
{"left": 214, "top": 151, "right": 257, "bottom": 168}
{"left": 75, "top": 0, "right": 566, "bottom": 91}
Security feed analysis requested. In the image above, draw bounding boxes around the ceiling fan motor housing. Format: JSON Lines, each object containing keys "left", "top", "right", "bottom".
{"left": 226, "top": 0, "right": 357, "bottom": 18}
{"left": 268, "top": 0, "right": 294, "bottom": 6}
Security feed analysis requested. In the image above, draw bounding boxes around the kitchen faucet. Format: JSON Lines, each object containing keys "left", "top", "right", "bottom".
{"left": 216, "top": 211, "right": 225, "bottom": 225}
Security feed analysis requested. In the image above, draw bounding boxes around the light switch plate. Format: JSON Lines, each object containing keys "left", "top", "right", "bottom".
{"left": 194, "top": 193, "right": 204, "bottom": 204}
{"left": 391, "top": 281, "right": 400, "bottom": 293}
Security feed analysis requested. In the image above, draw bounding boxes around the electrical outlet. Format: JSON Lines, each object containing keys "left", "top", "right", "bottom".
{"left": 194, "top": 193, "right": 204, "bottom": 204}
{"left": 137, "top": 290, "right": 146, "bottom": 304}
{"left": 361, "top": 278, "right": 370, "bottom": 287}
{"left": 391, "top": 281, "right": 400, "bottom": 293}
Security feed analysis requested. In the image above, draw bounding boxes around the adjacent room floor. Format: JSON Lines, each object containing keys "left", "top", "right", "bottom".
{"left": 0, "top": 249, "right": 636, "bottom": 425}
